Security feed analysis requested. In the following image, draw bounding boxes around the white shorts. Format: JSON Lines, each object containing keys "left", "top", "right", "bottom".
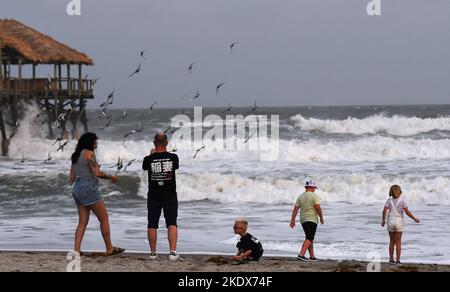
{"left": 387, "top": 217, "right": 404, "bottom": 233}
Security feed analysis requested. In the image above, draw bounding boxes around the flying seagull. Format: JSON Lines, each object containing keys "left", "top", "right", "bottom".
{"left": 164, "top": 126, "right": 176, "bottom": 135}
{"left": 115, "top": 108, "right": 128, "bottom": 122}
{"left": 222, "top": 103, "right": 233, "bottom": 114}
{"left": 230, "top": 42, "right": 239, "bottom": 54}
{"left": 244, "top": 132, "right": 257, "bottom": 144}
{"left": 52, "top": 135, "right": 64, "bottom": 146}
{"left": 140, "top": 50, "right": 147, "bottom": 60}
{"left": 191, "top": 90, "right": 200, "bottom": 101}
{"left": 149, "top": 102, "right": 158, "bottom": 114}
{"left": 57, "top": 141, "right": 70, "bottom": 152}
{"left": 19, "top": 153, "right": 26, "bottom": 164}
{"left": 44, "top": 152, "right": 53, "bottom": 163}
{"left": 99, "top": 119, "right": 112, "bottom": 131}
{"left": 129, "top": 64, "right": 142, "bottom": 78}
{"left": 115, "top": 157, "right": 124, "bottom": 172}
{"left": 124, "top": 159, "right": 136, "bottom": 172}
{"left": 123, "top": 123, "right": 144, "bottom": 142}
{"left": 100, "top": 91, "right": 115, "bottom": 108}
{"left": 193, "top": 146, "right": 206, "bottom": 159}
{"left": 216, "top": 82, "right": 225, "bottom": 95}
{"left": 57, "top": 113, "right": 66, "bottom": 122}
{"left": 245, "top": 101, "right": 258, "bottom": 115}
{"left": 188, "top": 63, "right": 195, "bottom": 74}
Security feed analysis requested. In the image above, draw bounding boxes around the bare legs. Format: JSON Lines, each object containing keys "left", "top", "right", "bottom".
{"left": 168, "top": 225, "right": 178, "bottom": 252}
{"left": 148, "top": 228, "right": 157, "bottom": 253}
{"left": 74, "top": 200, "right": 114, "bottom": 254}
{"left": 299, "top": 240, "right": 314, "bottom": 258}
{"left": 389, "top": 232, "right": 403, "bottom": 262}
{"left": 74, "top": 204, "right": 90, "bottom": 253}
{"left": 147, "top": 225, "right": 178, "bottom": 253}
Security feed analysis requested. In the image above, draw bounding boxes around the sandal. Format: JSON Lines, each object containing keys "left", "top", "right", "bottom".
{"left": 106, "top": 247, "right": 126, "bottom": 256}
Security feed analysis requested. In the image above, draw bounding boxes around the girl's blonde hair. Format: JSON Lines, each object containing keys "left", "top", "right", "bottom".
{"left": 389, "top": 185, "right": 402, "bottom": 199}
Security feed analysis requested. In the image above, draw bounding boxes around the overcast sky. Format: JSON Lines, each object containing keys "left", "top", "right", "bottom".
{"left": 1, "top": 0, "right": 449, "bottom": 108}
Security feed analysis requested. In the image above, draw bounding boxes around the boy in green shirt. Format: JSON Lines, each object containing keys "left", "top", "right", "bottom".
{"left": 290, "top": 179, "right": 324, "bottom": 261}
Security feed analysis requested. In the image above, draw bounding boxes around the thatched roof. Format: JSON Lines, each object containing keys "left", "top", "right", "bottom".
{"left": 0, "top": 19, "right": 93, "bottom": 65}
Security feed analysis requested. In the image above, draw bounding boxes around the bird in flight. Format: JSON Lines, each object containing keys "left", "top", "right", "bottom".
{"left": 149, "top": 102, "right": 158, "bottom": 114}
{"left": 129, "top": 64, "right": 142, "bottom": 78}
{"left": 100, "top": 91, "right": 115, "bottom": 108}
{"left": 216, "top": 82, "right": 225, "bottom": 95}
{"left": 116, "top": 108, "right": 128, "bottom": 122}
{"left": 115, "top": 157, "right": 124, "bottom": 172}
{"left": 44, "top": 152, "right": 53, "bottom": 163}
{"left": 124, "top": 159, "right": 136, "bottom": 172}
{"left": 188, "top": 63, "right": 195, "bottom": 74}
{"left": 245, "top": 101, "right": 258, "bottom": 115}
{"left": 222, "top": 103, "right": 233, "bottom": 114}
{"left": 123, "top": 123, "right": 144, "bottom": 142}
{"left": 99, "top": 118, "right": 112, "bottom": 131}
{"left": 164, "top": 126, "right": 176, "bottom": 135}
{"left": 244, "top": 132, "right": 257, "bottom": 144}
{"left": 193, "top": 146, "right": 206, "bottom": 159}
{"left": 52, "top": 135, "right": 64, "bottom": 146}
{"left": 140, "top": 50, "right": 147, "bottom": 60}
{"left": 57, "top": 141, "right": 70, "bottom": 152}
{"left": 230, "top": 42, "right": 239, "bottom": 54}
{"left": 192, "top": 90, "right": 200, "bottom": 101}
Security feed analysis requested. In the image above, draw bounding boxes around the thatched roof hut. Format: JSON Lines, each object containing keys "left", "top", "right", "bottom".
{"left": 0, "top": 19, "right": 93, "bottom": 65}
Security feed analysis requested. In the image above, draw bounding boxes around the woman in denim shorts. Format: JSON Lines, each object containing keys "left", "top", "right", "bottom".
{"left": 70, "top": 133, "right": 125, "bottom": 256}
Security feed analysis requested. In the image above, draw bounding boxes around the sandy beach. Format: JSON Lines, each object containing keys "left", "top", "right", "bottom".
{"left": 0, "top": 251, "right": 448, "bottom": 272}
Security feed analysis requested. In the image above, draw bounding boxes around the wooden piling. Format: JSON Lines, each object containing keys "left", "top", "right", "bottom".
{"left": 0, "top": 110, "right": 9, "bottom": 156}
{"left": 0, "top": 19, "right": 95, "bottom": 156}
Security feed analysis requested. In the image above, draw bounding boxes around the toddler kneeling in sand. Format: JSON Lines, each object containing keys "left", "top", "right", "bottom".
{"left": 232, "top": 219, "right": 264, "bottom": 262}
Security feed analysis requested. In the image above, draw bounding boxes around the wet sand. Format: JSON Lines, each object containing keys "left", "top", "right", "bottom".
{"left": 0, "top": 251, "right": 448, "bottom": 272}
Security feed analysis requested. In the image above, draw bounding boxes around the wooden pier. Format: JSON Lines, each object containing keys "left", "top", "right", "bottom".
{"left": 0, "top": 19, "right": 95, "bottom": 156}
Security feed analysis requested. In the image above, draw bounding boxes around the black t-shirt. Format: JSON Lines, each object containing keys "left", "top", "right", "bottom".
{"left": 236, "top": 233, "right": 264, "bottom": 261}
{"left": 142, "top": 152, "right": 179, "bottom": 195}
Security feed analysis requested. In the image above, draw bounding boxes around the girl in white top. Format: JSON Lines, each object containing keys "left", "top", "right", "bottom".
{"left": 381, "top": 185, "right": 420, "bottom": 265}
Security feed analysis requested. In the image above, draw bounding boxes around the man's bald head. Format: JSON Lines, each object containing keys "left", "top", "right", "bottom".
{"left": 153, "top": 132, "right": 168, "bottom": 147}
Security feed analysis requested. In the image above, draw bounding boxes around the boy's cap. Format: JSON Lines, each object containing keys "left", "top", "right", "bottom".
{"left": 305, "top": 179, "right": 318, "bottom": 189}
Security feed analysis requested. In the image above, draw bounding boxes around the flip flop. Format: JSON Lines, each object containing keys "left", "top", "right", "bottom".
{"left": 106, "top": 247, "right": 126, "bottom": 256}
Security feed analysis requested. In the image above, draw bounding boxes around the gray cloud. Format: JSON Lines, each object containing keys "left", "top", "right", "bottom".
{"left": 1, "top": 0, "right": 449, "bottom": 108}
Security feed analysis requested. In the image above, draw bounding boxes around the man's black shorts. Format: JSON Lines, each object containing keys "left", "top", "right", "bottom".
{"left": 302, "top": 221, "right": 318, "bottom": 241}
{"left": 147, "top": 192, "right": 178, "bottom": 229}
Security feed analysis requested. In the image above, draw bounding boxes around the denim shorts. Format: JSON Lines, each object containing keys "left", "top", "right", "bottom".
{"left": 72, "top": 177, "right": 102, "bottom": 206}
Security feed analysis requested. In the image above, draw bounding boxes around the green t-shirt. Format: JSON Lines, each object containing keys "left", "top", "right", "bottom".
{"left": 295, "top": 192, "right": 321, "bottom": 224}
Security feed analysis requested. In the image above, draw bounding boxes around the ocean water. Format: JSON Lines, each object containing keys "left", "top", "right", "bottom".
{"left": 1, "top": 104, "right": 450, "bottom": 264}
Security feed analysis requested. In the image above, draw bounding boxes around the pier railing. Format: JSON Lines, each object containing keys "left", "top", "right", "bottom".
{"left": 0, "top": 77, "right": 94, "bottom": 99}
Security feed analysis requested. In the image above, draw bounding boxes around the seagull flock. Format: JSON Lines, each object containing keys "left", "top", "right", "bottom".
{"left": 18, "top": 42, "right": 258, "bottom": 170}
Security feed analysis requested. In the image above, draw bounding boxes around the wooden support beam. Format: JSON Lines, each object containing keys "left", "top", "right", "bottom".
{"left": 0, "top": 109, "right": 9, "bottom": 156}
{"left": 18, "top": 58, "right": 23, "bottom": 99}
{"left": 0, "top": 39, "right": 3, "bottom": 79}
{"left": 67, "top": 64, "right": 71, "bottom": 97}
{"left": 80, "top": 98, "right": 88, "bottom": 133}
{"left": 57, "top": 64, "right": 62, "bottom": 91}
{"left": 32, "top": 64, "right": 36, "bottom": 94}
{"left": 78, "top": 64, "right": 82, "bottom": 96}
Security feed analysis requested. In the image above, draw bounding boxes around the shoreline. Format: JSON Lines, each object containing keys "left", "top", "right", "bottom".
{"left": 0, "top": 251, "right": 448, "bottom": 272}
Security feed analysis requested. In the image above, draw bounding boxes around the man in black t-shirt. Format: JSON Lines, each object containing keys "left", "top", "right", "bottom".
{"left": 142, "top": 132, "right": 182, "bottom": 261}
{"left": 233, "top": 219, "right": 264, "bottom": 262}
